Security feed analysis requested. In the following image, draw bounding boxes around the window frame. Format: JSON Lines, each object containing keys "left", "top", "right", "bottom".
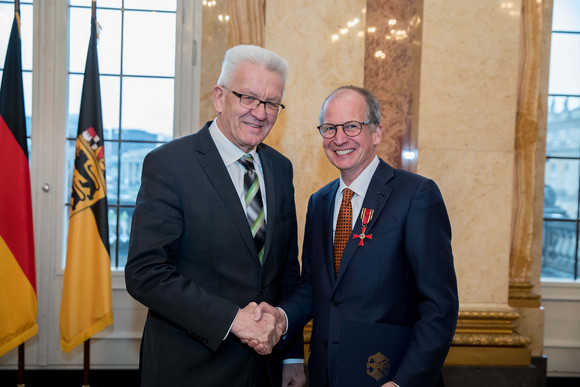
{"left": 542, "top": 24, "right": 580, "bottom": 281}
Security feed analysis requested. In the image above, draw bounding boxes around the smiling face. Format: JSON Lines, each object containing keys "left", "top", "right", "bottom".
{"left": 213, "top": 61, "right": 285, "bottom": 153}
{"left": 321, "top": 89, "right": 383, "bottom": 185}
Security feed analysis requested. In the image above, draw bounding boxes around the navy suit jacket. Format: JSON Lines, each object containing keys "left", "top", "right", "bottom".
{"left": 125, "top": 122, "right": 302, "bottom": 387}
{"left": 280, "top": 159, "right": 458, "bottom": 387}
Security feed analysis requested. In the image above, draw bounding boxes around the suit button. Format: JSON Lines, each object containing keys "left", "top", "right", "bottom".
{"left": 331, "top": 298, "right": 340, "bottom": 307}
{"left": 322, "top": 339, "right": 328, "bottom": 347}
{"left": 260, "top": 288, "right": 265, "bottom": 294}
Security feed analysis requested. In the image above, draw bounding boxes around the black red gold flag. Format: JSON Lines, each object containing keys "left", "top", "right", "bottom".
{"left": 0, "top": 7, "right": 38, "bottom": 358}
{"left": 59, "top": 11, "right": 113, "bottom": 353}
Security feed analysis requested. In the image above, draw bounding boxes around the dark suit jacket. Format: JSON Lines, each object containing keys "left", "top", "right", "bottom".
{"left": 125, "top": 122, "right": 303, "bottom": 387}
{"left": 280, "top": 159, "right": 458, "bottom": 387}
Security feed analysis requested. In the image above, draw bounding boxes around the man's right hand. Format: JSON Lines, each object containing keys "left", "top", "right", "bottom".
{"left": 242, "top": 302, "right": 287, "bottom": 354}
{"left": 231, "top": 302, "right": 281, "bottom": 354}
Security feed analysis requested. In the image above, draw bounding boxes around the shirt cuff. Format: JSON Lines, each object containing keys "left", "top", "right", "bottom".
{"left": 276, "top": 307, "right": 289, "bottom": 335}
{"left": 283, "top": 358, "right": 304, "bottom": 364}
{"left": 224, "top": 309, "right": 239, "bottom": 340}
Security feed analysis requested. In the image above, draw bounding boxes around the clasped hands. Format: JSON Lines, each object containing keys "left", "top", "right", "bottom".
{"left": 231, "top": 302, "right": 285, "bottom": 355}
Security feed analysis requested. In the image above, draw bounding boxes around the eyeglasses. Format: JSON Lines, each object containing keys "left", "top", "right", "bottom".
{"left": 317, "top": 121, "right": 370, "bottom": 139}
{"left": 231, "top": 90, "right": 285, "bottom": 116}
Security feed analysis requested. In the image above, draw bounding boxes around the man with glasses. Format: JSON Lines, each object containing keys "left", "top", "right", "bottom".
{"left": 254, "top": 86, "right": 458, "bottom": 386}
{"left": 125, "top": 45, "right": 305, "bottom": 387}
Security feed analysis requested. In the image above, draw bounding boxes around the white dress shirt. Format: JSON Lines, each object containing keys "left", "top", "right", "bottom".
{"left": 208, "top": 120, "right": 267, "bottom": 221}
{"left": 332, "top": 156, "right": 380, "bottom": 238}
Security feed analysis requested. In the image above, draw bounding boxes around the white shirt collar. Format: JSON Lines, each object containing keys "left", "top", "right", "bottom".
{"left": 208, "top": 119, "right": 261, "bottom": 168}
{"left": 338, "top": 156, "right": 380, "bottom": 198}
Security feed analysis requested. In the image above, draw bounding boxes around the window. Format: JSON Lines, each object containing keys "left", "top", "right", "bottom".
{"left": 542, "top": 0, "right": 580, "bottom": 280}
{"left": 65, "top": 0, "right": 177, "bottom": 268}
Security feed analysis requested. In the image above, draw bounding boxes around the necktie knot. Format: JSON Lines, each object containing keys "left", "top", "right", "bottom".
{"left": 238, "top": 154, "right": 255, "bottom": 172}
{"left": 342, "top": 188, "right": 354, "bottom": 202}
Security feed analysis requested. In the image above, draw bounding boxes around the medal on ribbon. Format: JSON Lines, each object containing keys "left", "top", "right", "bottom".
{"left": 353, "top": 208, "right": 374, "bottom": 246}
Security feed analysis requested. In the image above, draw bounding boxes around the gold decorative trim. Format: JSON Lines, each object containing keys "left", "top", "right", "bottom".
{"left": 453, "top": 332, "right": 530, "bottom": 347}
{"left": 458, "top": 311, "right": 520, "bottom": 320}
{"left": 453, "top": 309, "right": 530, "bottom": 348}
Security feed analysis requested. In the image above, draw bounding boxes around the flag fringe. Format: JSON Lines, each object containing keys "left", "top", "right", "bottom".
{"left": 0, "top": 323, "right": 37, "bottom": 358}
{"left": 60, "top": 312, "right": 113, "bottom": 353}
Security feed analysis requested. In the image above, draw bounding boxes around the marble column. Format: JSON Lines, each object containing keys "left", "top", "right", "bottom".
{"left": 508, "top": 0, "right": 553, "bottom": 358}
{"left": 416, "top": 0, "right": 531, "bottom": 365}
{"left": 364, "top": 0, "right": 422, "bottom": 172}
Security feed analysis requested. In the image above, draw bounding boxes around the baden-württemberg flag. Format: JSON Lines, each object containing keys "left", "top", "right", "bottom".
{"left": 0, "top": 8, "right": 38, "bottom": 357}
{"left": 60, "top": 14, "right": 113, "bottom": 353}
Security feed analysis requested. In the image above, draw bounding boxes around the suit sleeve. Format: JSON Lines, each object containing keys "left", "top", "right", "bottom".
{"left": 124, "top": 150, "right": 239, "bottom": 351}
{"left": 276, "top": 159, "right": 305, "bottom": 360}
{"left": 394, "top": 178, "right": 459, "bottom": 386}
{"left": 278, "top": 195, "right": 315, "bottom": 342}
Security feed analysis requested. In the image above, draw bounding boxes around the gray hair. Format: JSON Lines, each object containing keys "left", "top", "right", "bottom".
{"left": 319, "top": 85, "right": 381, "bottom": 127}
{"left": 217, "top": 45, "right": 288, "bottom": 94}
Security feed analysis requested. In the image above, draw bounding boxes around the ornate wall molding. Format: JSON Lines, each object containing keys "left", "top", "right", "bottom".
{"left": 447, "top": 309, "right": 531, "bottom": 365}
{"left": 453, "top": 310, "right": 530, "bottom": 347}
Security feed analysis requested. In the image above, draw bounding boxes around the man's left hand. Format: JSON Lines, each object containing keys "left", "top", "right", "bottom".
{"left": 282, "top": 363, "right": 306, "bottom": 387}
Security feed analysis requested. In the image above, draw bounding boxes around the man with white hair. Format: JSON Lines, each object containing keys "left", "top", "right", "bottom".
{"left": 126, "top": 45, "right": 305, "bottom": 387}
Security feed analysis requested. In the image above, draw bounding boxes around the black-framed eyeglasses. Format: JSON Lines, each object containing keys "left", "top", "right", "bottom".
{"left": 317, "top": 121, "right": 370, "bottom": 139}
{"left": 231, "top": 90, "right": 285, "bottom": 116}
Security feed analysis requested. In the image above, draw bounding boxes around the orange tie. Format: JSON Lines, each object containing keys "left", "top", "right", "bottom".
{"left": 334, "top": 188, "right": 354, "bottom": 275}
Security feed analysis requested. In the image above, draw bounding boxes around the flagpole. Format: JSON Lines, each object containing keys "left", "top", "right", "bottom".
{"left": 17, "top": 344, "right": 24, "bottom": 387}
{"left": 82, "top": 0, "right": 96, "bottom": 376}
{"left": 0, "top": 0, "right": 38, "bottom": 387}
{"left": 81, "top": 0, "right": 97, "bottom": 381}
{"left": 82, "top": 339, "right": 90, "bottom": 387}
{"left": 85, "top": 11, "right": 97, "bottom": 387}
{"left": 14, "top": 0, "right": 24, "bottom": 378}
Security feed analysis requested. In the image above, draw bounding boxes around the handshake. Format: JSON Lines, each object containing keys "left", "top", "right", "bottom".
{"left": 231, "top": 302, "right": 286, "bottom": 355}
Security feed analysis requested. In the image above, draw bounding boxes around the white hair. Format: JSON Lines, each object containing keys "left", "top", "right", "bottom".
{"left": 217, "top": 45, "right": 288, "bottom": 94}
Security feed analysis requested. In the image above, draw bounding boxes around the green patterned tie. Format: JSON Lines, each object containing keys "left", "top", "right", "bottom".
{"left": 238, "top": 154, "right": 266, "bottom": 263}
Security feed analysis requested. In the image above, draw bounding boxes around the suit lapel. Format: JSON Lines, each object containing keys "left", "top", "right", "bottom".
{"left": 334, "top": 160, "right": 394, "bottom": 287}
{"left": 322, "top": 181, "right": 340, "bottom": 284}
{"left": 194, "top": 125, "right": 258, "bottom": 260}
{"left": 259, "top": 146, "right": 275, "bottom": 264}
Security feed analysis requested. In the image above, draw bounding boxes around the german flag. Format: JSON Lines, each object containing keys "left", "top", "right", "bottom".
{"left": 59, "top": 12, "right": 113, "bottom": 353}
{"left": 0, "top": 8, "right": 38, "bottom": 357}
